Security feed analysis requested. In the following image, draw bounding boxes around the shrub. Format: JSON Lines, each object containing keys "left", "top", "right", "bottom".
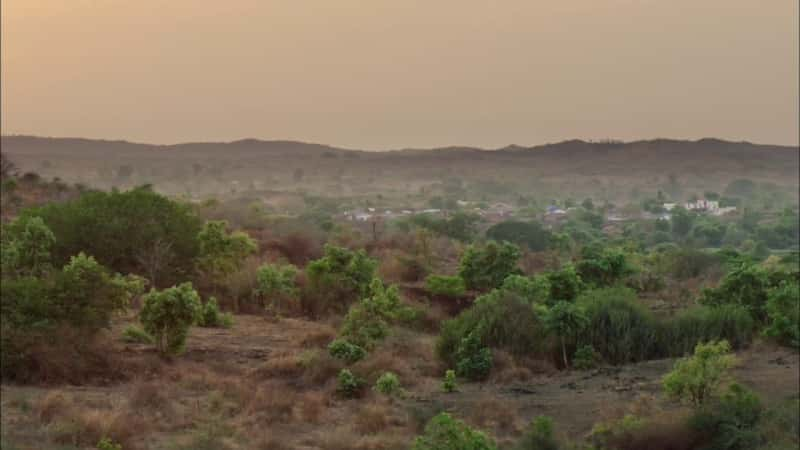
{"left": 576, "top": 245, "right": 632, "bottom": 288}
{"left": 196, "top": 297, "right": 234, "bottom": 328}
{"left": 122, "top": 325, "right": 153, "bottom": 344}
{"left": 486, "top": 220, "right": 552, "bottom": 251}
{"left": 689, "top": 383, "right": 763, "bottom": 450}
{"left": 458, "top": 240, "right": 521, "bottom": 291}
{"left": 1, "top": 215, "right": 56, "bottom": 277}
{"left": 196, "top": 220, "right": 257, "bottom": 290}
{"left": 140, "top": 282, "right": 202, "bottom": 356}
{"left": 328, "top": 339, "right": 366, "bottom": 363}
{"left": 572, "top": 345, "right": 599, "bottom": 371}
{"left": 305, "top": 244, "right": 377, "bottom": 315}
{"left": 763, "top": 280, "right": 800, "bottom": 348}
{"left": 97, "top": 437, "right": 123, "bottom": 450}
{"left": 411, "top": 412, "right": 497, "bottom": 450}
{"left": 426, "top": 275, "right": 466, "bottom": 298}
{"left": 336, "top": 369, "right": 365, "bottom": 398}
{"left": 374, "top": 372, "right": 402, "bottom": 397}
{"left": 663, "top": 305, "right": 755, "bottom": 356}
{"left": 339, "top": 279, "right": 413, "bottom": 349}
{"left": 255, "top": 262, "right": 298, "bottom": 310}
{"left": 699, "top": 263, "right": 786, "bottom": 321}
{"left": 442, "top": 370, "right": 457, "bottom": 393}
{"left": 501, "top": 274, "right": 550, "bottom": 305}
{"left": 663, "top": 340, "right": 736, "bottom": 407}
{"left": 514, "top": 416, "right": 559, "bottom": 450}
{"left": 454, "top": 331, "right": 493, "bottom": 381}
{"left": 546, "top": 264, "right": 584, "bottom": 302}
{"left": 577, "top": 287, "right": 661, "bottom": 364}
{"left": 543, "top": 301, "right": 588, "bottom": 368}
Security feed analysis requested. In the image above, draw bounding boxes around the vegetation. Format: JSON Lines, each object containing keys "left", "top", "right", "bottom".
{"left": 139, "top": 283, "right": 202, "bottom": 356}
{"left": 411, "top": 412, "right": 497, "bottom": 450}
{"left": 663, "top": 340, "right": 736, "bottom": 407}
{"left": 458, "top": 240, "right": 521, "bottom": 291}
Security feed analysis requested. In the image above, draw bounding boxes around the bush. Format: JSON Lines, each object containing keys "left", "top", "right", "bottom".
{"left": 1, "top": 215, "right": 56, "bottom": 277}
{"left": 97, "top": 437, "right": 123, "bottom": 450}
{"left": 572, "top": 345, "right": 600, "bottom": 371}
{"left": 486, "top": 220, "right": 552, "bottom": 251}
{"left": 255, "top": 262, "right": 298, "bottom": 310}
{"left": 663, "top": 305, "right": 755, "bottom": 356}
{"left": 689, "top": 383, "right": 763, "bottom": 450}
{"left": 374, "top": 372, "right": 402, "bottom": 397}
{"left": 196, "top": 220, "right": 257, "bottom": 290}
{"left": 426, "top": 275, "right": 466, "bottom": 298}
{"left": 454, "top": 331, "right": 493, "bottom": 381}
{"left": 196, "top": 297, "right": 234, "bottom": 328}
{"left": 140, "top": 283, "right": 202, "bottom": 356}
{"left": 305, "top": 244, "right": 377, "bottom": 315}
{"left": 411, "top": 412, "right": 497, "bottom": 450}
{"left": 576, "top": 245, "right": 632, "bottom": 288}
{"left": 442, "top": 369, "right": 457, "bottom": 393}
{"left": 336, "top": 369, "right": 365, "bottom": 398}
{"left": 339, "top": 279, "right": 413, "bottom": 349}
{"left": 328, "top": 339, "right": 366, "bottom": 363}
{"left": 763, "top": 280, "right": 800, "bottom": 348}
{"left": 514, "top": 416, "right": 559, "bottom": 450}
{"left": 544, "top": 301, "right": 588, "bottom": 368}
{"left": 458, "top": 240, "right": 521, "bottom": 291}
{"left": 122, "top": 325, "right": 154, "bottom": 344}
{"left": 700, "top": 263, "right": 785, "bottom": 321}
{"left": 501, "top": 274, "right": 550, "bottom": 305}
{"left": 546, "top": 264, "right": 584, "bottom": 303}
{"left": 663, "top": 340, "right": 736, "bottom": 407}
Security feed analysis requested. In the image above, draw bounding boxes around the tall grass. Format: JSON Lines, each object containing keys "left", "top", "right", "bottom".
{"left": 660, "top": 305, "right": 755, "bottom": 357}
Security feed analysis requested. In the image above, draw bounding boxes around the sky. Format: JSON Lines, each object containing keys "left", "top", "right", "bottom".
{"left": 2, "top": 0, "right": 798, "bottom": 149}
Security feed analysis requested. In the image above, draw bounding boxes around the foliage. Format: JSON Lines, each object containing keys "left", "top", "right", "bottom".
{"left": 196, "top": 220, "right": 257, "bottom": 287}
{"left": 140, "top": 282, "right": 202, "bottom": 356}
{"left": 458, "top": 240, "right": 521, "bottom": 291}
{"left": 689, "top": 383, "right": 763, "bottom": 450}
{"left": 576, "top": 245, "right": 631, "bottom": 288}
{"left": 500, "top": 274, "right": 550, "bottom": 305}
{"left": 700, "top": 263, "right": 787, "bottom": 321}
{"left": 454, "top": 331, "right": 493, "bottom": 381}
{"left": 23, "top": 186, "right": 203, "bottom": 285}
{"left": 442, "top": 369, "right": 457, "bottom": 393}
{"left": 426, "top": 274, "right": 467, "bottom": 298}
{"left": 255, "top": 262, "right": 298, "bottom": 308}
{"left": 543, "top": 301, "right": 588, "bottom": 368}
{"left": 374, "top": 371, "right": 403, "bottom": 397}
{"left": 545, "top": 264, "right": 584, "bottom": 303}
{"left": 305, "top": 244, "right": 377, "bottom": 314}
{"left": 411, "top": 211, "right": 481, "bottom": 242}
{"left": 662, "top": 340, "right": 736, "bottom": 407}
{"left": 763, "top": 280, "right": 800, "bottom": 348}
{"left": 328, "top": 338, "right": 367, "bottom": 363}
{"left": 122, "top": 325, "right": 154, "bottom": 344}
{"left": 486, "top": 220, "right": 552, "bottom": 251}
{"left": 572, "top": 345, "right": 600, "bottom": 371}
{"left": 514, "top": 416, "right": 560, "bottom": 450}
{"left": 339, "top": 279, "right": 413, "bottom": 349}
{"left": 196, "top": 297, "right": 234, "bottom": 328}
{"left": 671, "top": 207, "right": 696, "bottom": 238}
{"left": 663, "top": 305, "right": 755, "bottom": 356}
{"left": 97, "top": 437, "right": 123, "bottom": 450}
{"left": 1, "top": 215, "right": 55, "bottom": 277}
{"left": 336, "top": 368, "right": 365, "bottom": 398}
{"left": 411, "top": 412, "right": 497, "bottom": 450}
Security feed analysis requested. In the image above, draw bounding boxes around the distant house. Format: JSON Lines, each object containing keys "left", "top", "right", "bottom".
{"left": 662, "top": 203, "right": 677, "bottom": 211}
{"left": 546, "top": 205, "right": 567, "bottom": 215}
{"left": 685, "top": 199, "right": 719, "bottom": 212}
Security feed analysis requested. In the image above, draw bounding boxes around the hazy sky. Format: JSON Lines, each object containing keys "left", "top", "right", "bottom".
{"left": 2, "top": 0, "right": 798, "bottom": 149}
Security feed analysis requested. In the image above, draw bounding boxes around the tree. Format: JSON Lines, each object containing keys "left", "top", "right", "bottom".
{"left": 140, "top": 282, "right": 202, "bottom": 356}
{"left": 763, "top": 280, "right": 800, "bottom": 348}
{"left": 458, "top": 241, "right": 521, "bottom": 291}
{"left": 486, "top": 220, "right": 552, "bottom": 251}
{"left": 135, "top": 238, "right": 173, "bottom": 288}
{"left": 305, "top": 244, "right": 377, "bottom": 314}
{"left": 412, "top": 412, "right": 497, "bottom": 450}
{"left": 671, "top": 207, "right": 695, "bottom": 238}
{"left": 196, "top": 220, "right": 257, "bottom": 290}
{"left": 544, "top": 301, "right": 588, "bottom": 368}
{"left": 699, "top": 263, "right": 775, "bottom": 320}
{"left": 500, "top": 274, "right": 551, "bottom": 305}
{"left": 1, "top": 216, "right": 56, "bottom": 277}
{"left": 546, "top": 264, "right": 583, "bottom": 303}
{"left": 575, "top": 245, "right": 631, "bottom": 287}
{"left": 454, "top": 330, "right": 493, "bottom": 380}
{"left": 662, "top": 340, "right": 736, "bottom": 407}
{"left": 255, "top": 262, "right": 298, "bottom": 309}
{"left": 339, "top": 278, "right": 411, "bottom": 349}
{"left": 426, "top": 274, "right": 466, "bottom": 298}
{"left": 581, "top": 198, "right": 595, "bottom": 211}
{"left": 514, "top": 416, "right": 559, "bottom": 450}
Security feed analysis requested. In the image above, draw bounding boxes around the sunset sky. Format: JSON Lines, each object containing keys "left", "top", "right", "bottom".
{"left": 2, "top": 0, "right": 798, "bottom": 149}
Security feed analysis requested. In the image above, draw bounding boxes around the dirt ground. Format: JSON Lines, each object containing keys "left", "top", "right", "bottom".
{"left": 2, "top": 314, "right": 798, "bottom": 449}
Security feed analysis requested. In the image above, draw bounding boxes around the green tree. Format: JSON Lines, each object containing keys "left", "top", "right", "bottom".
{"left": 454, "top": 330, "right": 493, "bottom": 381}
{"left": 255, "top": 262, "right": 298, "bottom": 309}
{"left": 1, "top": 216, "right": 55, "bottom": 277}
{"left": 305, "top": 244, "right": 377, "bottom": 314}
{"left": 411, "top": 412, "right": 497, "bottom": 450}
{"left": 544, "top": 301, "right": 588, "bottom": 368}
{"left": 763, "top": 280, "right": 800, "bottom": 348}
{"left": 500, "top": 274, "right": 551, "bottom": 305}
{"left": 575, "top": 245, "right": 631, "bottom": 287}
{"left": 514, "top": 416, "right": 559, "bottom": 450}
{"left": 140, "top": 282, "right": 202, "bottom": 355}
{"left": 546, "top": 264, "right": 583, "bottom": 302}
{"left": 699, "top": 263, "right": 778, "bottom": 320}
{"left": 458, "top": 241, "right": 521, "bottom": 291}
{"left": 671, "top": 207, "right": 695, "bottom": 238}
{"left": 662, "top": 340, "right": 736, "bottom": 407}
{"left": 486, "top": 220, "right": 552, "bottom": 251}
{"left": 339, "top": 278, "right": 411, "bottom": 349}
{"left": 426, "top": 274, "right": 466, "bottom": 298}
{"left": 197, "top": 220, "right": 257, "bottom": 289}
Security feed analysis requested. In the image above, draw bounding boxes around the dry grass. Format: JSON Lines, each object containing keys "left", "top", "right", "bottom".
{"left": 301, "top": 325, "right": 337, "bottom": 348}
{"left": 467, "top": 394, "right": 520, "bottom": 434}
{"left": 253, "top": 353, "right": 306, "bottom": 379}
{"left": 297, "top": 390, "right": 328, "bottom": 423}
{"left": 246, "top": 384, "right": 298, "bottom": 424}
{"left": 354, "top": 401, "right": 393, "bottom": 435}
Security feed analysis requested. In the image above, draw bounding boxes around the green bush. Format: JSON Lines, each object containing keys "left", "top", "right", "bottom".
{"left": 663, "top": 305, "right": 755, "bottom": 356}
{"left": 576, "top": 245, "right": 632, "bottom": 288}
{"left": 122, "top": 325, "right": 154, "bottom": 344}
{"left": 546, "top": 264, "right": 584, "bottom": 303}
{"left": 458, "top": 240, "right": 521, "bottom": 291}
{"left": 328, "top": 339, "right": 366, "bottom": 363}
{"left": 339, "top": 279, "right": 413, "bottom": 349}
{"left": 196, "top": 220, "right": 257, "bottom": 290}
{"left": 663, "top": 340, "right": 736, "bottom": 407}
{"left": 501, "top": 274, "right": 551, "bottom": 305}
{"left": 514, "top": 416, "right": 560, "bottom": 450}
{"left": 374, "top": 371, "right": 403, "bottom": 397}
{"left": 336, "top": 369, "right": 365, "bottom": 398}
{"left": 763, "top": 280, "right": 800, "bottom": 348}
{"left": 140, "top": 282, "right": 202, "bottom": 356}
{"left": 455, "top": 331, "right": 493, "bottom": 381}
{"left": 544, "top": 301, "right": 588, "bottom": 368}
{"left": 442, "top": 369, "right": 457, "bottom": 393}
{"left": 196, "top": 297, "right": 234, "bottom": 328}
{"left": 305, "top": 244, "right": 377, "bottom": 315}
{"left": 425, "top": 275, "right": 466, "bottom": 298}
{"left": 689, "top": 383, "right": 763, "bottom": 450}
{"left": 572, "top": 345, "right": 600, "bottom": 371}
{"left": 700, "top": 263, "right": 788, "bottom": 321}
{"left": 255, "top": 262, "right": 298, "bottom": 309}
{"left": 97, "top": 437, "right": 123, "bottom": 450}
{"left": 1, "top": 215, "right": 55, "bottom": 277}
{"left": 486, "top": 220, "right": 552, "bottom": 251}
{"left": 411, "top": 412, "right": 497, "bottom": 450}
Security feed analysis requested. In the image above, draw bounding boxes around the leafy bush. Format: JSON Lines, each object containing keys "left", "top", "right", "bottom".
{"left": 544, "top": 301, "right": 588, "bottom": 368}
{"left": 196, "top": 220, "right": 257, "bottom": 289}
{"left": 458, "top": 240, "right": 521, "bottom": 291}
{"left": 546, "top": 264, "right": 584, "bottom": 303}
{"left": 576, "top": 245, "right": 631, "bottom": 288}
{"left": 514, "top": 416, "right": 560, "bottom": 450}
{"left": 97, "top": 437, "right": 122, "bottom": 450}
{"left": 572, "top": 345, "right": 600, "bottom": 371}
{"left": 411, "top": 412, "right": 497, "bottom": 450}
{"left": 689, "top": 383, "right": 763, "bottom": 450}
{"left": 140, "top": 283, "right": 202, "bottom": 356}
{"left": 442, "top": 369, "right": 457, "bottom": 393}
{"left": 763, "top": 280, "right": 800, "bottom": 348}
{"left": 339, "top": 279, "right": 413, "bottom": 349}
{"left": 305, "top": 244, "right": 377, "bottom": 315}
{"left": 255, "top": 262, "right": 298, "bottom": 309}
{"left": 500, "top": 274, "right": 550, "bottom": 305}
{"left": 374, "top": 371, "right": 403, "bottom": 397}
{"left": 328, "top": 339, "right": 366, "bottom": 363}
{"left": 1, "top": 215, "right": 55, "bottom": 277}
{"left": 454, "top": 331, "right": 493, "bottom": 381}
{"left": 486, "top": 220, "right": 552, "bottom": 251}
{"left": 21, "top": 186, "right": 203, "bottom": 286}
{"left": 663, "top": 305, "right": 755, "bottom": 356}
{"left": 122, "top": 325, "right": 154, "bottom": 344}
{"left": 336, "top": 368, "right": 365, "bottom": 398}
{"left": 196, "top": 297, "right": 234, "bottom": 328}
{"left": 663, "top": 340, "right": 736, "bottom": 407}
{"left": 426, "top": 275, "right": 466, "bottom": 298}
{"left": 699, "top": 263, "right": 786, "bottom": 321}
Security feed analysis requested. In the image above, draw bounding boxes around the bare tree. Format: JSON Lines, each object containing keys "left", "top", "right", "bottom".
{"left": 136, "top": 238, "right": 174, "bottom": 287}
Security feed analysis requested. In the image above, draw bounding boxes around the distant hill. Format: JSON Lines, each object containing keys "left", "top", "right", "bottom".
{"left": 2, "top": 135, "right": 797, "bottom": 201}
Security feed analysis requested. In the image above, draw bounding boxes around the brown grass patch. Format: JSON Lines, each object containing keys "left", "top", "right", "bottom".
{"left": 301, "top": 325, "right": 337, "bottom": 348}
{"left": 467, "top": 395, "right": 519, "bottom": 434}
{"left": 297, "top": 390, "right": 328, "bottom": 423}
{"left": 246, "top": 384, "right": 297, "bottom": 424}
